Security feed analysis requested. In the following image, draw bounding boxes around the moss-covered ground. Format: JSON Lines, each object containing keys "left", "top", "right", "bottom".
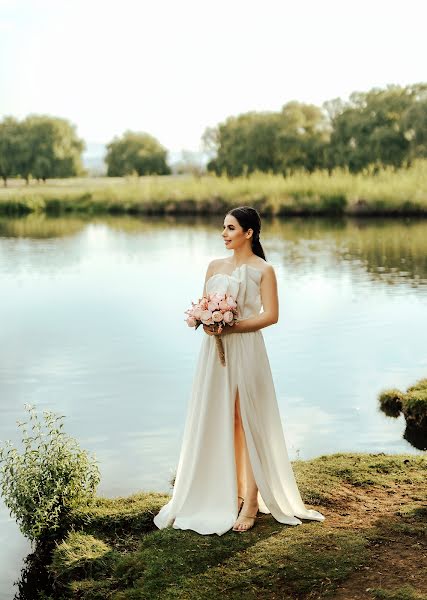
{"left": 42, "top": 452, "right": 426, "bottom": 599}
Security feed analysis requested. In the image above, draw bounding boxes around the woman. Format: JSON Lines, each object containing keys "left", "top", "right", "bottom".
{"left": 153, "top": 206, "right": 325, "bottom": 535}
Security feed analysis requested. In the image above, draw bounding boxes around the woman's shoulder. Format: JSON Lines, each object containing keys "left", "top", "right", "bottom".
{"left": 248, "top": 257, "right": 275, "bottom": 279}
{"left": 252, "top": 257, "right": 270, "bottom": 270}
{"left": 208, "top": 257, "right": 225, "bottom": 268}
{"left": 210, "top": 256, "right": 274, "bottom": 276}
{"left": 206, "top": 258, "right": 225, "bottom": 274}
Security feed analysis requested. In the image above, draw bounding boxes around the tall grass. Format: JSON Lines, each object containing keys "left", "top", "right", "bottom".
{"left": 1, "top": 160, "right": 427, "bottom": 216}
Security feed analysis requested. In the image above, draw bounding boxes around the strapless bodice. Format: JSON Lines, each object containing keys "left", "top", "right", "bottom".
{"left": 205, "top": 263, "right": 262, "bottom": 320}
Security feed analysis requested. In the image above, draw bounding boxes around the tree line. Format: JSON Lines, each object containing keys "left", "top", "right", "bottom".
{"left": 0, "top": 116, "right": 171, "bottom": 185}
{"left": 203, "top": 83, "right": 427, "bottom": 176}
{"left": 1, "top": 83, "right": 426, "bottom": 185}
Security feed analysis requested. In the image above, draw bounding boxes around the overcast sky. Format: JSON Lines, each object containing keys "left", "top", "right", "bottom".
{"left": 1, "top": 0, "right": 426, "bottom": 154}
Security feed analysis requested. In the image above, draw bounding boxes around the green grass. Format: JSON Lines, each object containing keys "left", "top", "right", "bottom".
{"left": 44, "top": 452, "right": 426, "bottom": 599}
{"left": 379, "top": 377, "right": 427, "bottom": 426}
{"left": 1, "top": 159, "right": 427, "bottom": 216}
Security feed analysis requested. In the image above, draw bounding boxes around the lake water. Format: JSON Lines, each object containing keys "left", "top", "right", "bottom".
{"left": 0, "top": 213, "right": 426, "bottom": 598}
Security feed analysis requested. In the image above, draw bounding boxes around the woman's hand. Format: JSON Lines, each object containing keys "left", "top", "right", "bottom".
{"left": 203, "top": 324, "right": 233, "bottom": 336}
{"left": 203, "top": 324, "right": 220, "bottom": 336}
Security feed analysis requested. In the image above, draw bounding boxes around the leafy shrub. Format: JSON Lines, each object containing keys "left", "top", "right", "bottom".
{"left": 0, "top": 404, "right": 100, "bottom": 544}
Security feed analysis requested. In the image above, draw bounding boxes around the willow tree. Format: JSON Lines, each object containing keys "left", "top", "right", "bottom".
{"left": 0, "top": 115, "right": 85, "bottom": 184}
{"left": 23, "top": 115, "right": 85, "bottom": 181}
{"left": 326, "top": 84, "right": 427, "bottom": 172}
{"left": 105, "top": 131, "right": 171, "bottom": 176}
{"left": 204, "top": 102, "right": 329, "bottom": 177}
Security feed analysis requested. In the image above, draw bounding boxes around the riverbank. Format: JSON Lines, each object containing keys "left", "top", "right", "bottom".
{"left": 41, "top": 452, "right": 426, "bottom": 599}
{"left": 1, "top": 160, "right": 427, "bottom": 217}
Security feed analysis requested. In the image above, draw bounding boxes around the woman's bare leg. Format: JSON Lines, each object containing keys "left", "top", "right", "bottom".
{"left": 233, "top": 388, "right": 259, "bottom": 530}
{"left": 234, "top": 387, "right": 246, "bottom": 509}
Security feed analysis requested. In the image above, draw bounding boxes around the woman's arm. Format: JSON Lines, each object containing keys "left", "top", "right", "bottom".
{"left": 229, "top": 265, "right": 279, "bottom": 333}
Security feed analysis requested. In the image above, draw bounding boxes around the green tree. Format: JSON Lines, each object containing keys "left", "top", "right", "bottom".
{"left": 276, "top": 101, "right": 330, "bottom": 174}
{"left": 401, "top": 84, "right": 427, "bottom": 162}
{"left": 203, "top": 83, "right": 427, "bottom": 176}
{"left": 22, "top": 115, "right": 85, "bottom": 182}
{"left": 327, "top": 85, "right": 421, "bottom": 172}
{"left": 206, "top": 112, "right": 282, "bottom": 177}
{"left": 205, "top": 102, "right": 329, "bottom": 177}
{"left": 0, "top": 117, "right": 21, "bottom": 186}
{"left": 105, "top": 131, "right": 171, "bottom": 176}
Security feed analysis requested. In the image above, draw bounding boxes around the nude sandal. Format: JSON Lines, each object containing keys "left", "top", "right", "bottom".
{"left": 237, "top": 495, "right": 244, "bottom": 515}
{"left": 232, "top": 511, "right": 258, "bottom": 532}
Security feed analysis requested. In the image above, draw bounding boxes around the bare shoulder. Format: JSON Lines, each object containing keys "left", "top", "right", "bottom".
{"left": 207, "top": 257, "right": 224, "bottom": 270}
{"left": 253, "top": 258, "right": 275, "bottom": 279}
{"left": 205, "top": 257, "right": 224, "bottom": 277}
{"left": 209, "top": 258, "right": 225, "bottom": 267}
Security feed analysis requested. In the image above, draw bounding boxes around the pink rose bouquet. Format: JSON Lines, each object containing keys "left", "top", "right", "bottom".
{"left": 185, "top": 291, "right": 238, "bottom": 366}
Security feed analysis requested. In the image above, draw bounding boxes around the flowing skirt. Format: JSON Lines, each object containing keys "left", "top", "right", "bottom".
{"left": 153, "top": 330, "right": 325, "bottom": 535}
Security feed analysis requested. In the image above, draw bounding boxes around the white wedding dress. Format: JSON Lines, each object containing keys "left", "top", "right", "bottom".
{"left": 153, "top": 263, "right": 325, "bottom": 535}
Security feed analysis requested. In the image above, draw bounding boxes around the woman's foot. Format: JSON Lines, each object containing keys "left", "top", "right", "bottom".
{"left": 232, "top": 500, "right": 259, "bottom": 532}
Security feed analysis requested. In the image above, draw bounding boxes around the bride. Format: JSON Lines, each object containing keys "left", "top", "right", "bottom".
{"left": 153, "top": 206, "right": 325, "bottom": 535}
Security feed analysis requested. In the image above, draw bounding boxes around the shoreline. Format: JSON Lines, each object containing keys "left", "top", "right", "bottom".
{"left": 30, "top": 451, "right": 426, "bottom": 599}
{"left": 1, "top": 167, "right": 427, "bottom": 218}
{"left": 2, "top": 194, "right": 426, "bottom": 218}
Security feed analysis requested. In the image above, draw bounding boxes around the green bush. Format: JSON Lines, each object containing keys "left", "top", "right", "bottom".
{"left": 0, "top": 404, "right": 100, "bottom": 544}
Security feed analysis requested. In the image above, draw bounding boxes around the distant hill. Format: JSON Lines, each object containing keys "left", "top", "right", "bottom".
{"left": 83, "top": 143, "right": 107, "bottom": 176}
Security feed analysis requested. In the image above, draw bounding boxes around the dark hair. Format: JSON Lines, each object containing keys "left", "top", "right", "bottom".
{"left": 226, "top": 206, "right": 266, "bottom": 261}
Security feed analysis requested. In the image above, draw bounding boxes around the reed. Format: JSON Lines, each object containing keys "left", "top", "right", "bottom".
{"left": 1, "top": 160, "right": 427, "bottom": 217}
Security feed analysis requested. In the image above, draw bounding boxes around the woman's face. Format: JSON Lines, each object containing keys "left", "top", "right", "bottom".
{"left": 222, "top": 214, "right": 253, "bottom": 250}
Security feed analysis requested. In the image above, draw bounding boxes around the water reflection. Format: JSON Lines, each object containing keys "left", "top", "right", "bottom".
{"left": 11, "top": 543, "right": 54, "bottom": 600}
{"left": 0, "top": 213, "right": 87, "bottom": 239}
{"left": 404, "top": 421, "right": 427, "bottom": 450}
{"left": 1, "top": 213, "right": 426, "bottom": 598}
{"left": 2, "top": 213, "right": 426, "bottom": 284}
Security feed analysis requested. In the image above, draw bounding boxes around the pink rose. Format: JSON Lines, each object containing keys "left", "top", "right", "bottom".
{"left": 226, "top": 297, "right": 237, "bottom": 308}
{"left": 201, "top": 309, "right": 213, "bottom": 324}
{"left": 193, "top": 307, "right": 202, "bottom": 319}
{"left": 186, "top": 316, "right": 197, "bottom": 327}
{"left": 208, "top": 300, "right": 219, "bottom": 312}
{"left": 212, "top": 311, "right": 223, "bottom": 322}
{"left": 219, "top": 299, "right": 229, "bottom": 310}
{"left": 223, "top": 310, "right": 234, "bottom": 323}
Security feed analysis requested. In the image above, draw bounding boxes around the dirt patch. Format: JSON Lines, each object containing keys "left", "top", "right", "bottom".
{"left": 331, "top": 533, "right": 426, "bottom": 599}
{"left": 311, "top": 483, "right": 426, "bottom": 599}
{"left": 322, "top": 483, "right": 419, "bottom": 529}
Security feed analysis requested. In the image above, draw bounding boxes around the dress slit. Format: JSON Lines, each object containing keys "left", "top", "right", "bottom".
{"left": 233, "top": 384, "right": 241, "bottom": 508}
{"left": 233, "top": 384, "right": 248, "bottom": 502}
{"left": 233, "top": 381, "right": 263, "bottom": 507}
